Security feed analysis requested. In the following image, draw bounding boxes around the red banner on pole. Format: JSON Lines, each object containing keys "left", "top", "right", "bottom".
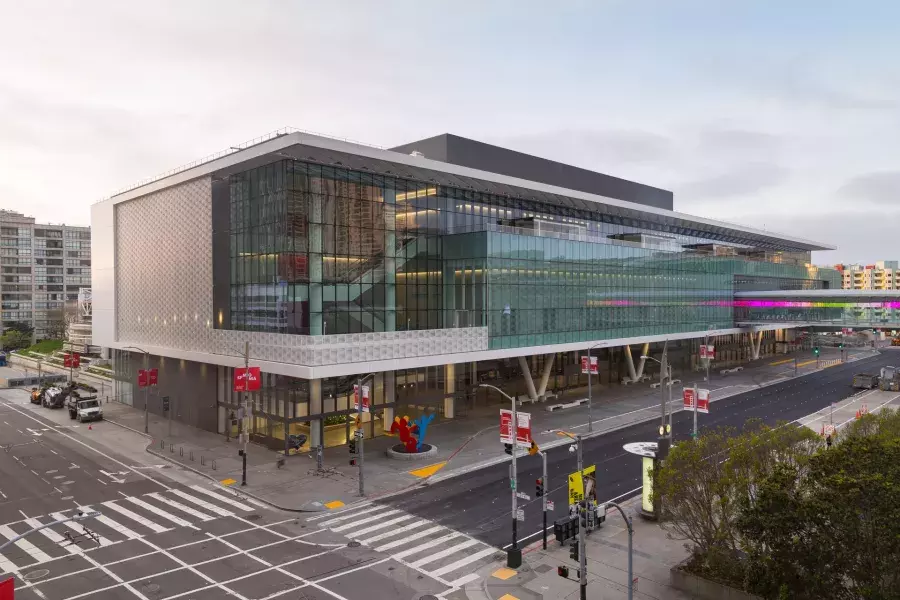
{"left": 697, "top": 389, "right": 710, "bottom": 414}
{"left": 500, "top": 409, "right": 532, "bottom": 447}
{"left": 148, "top": 368, "right": 158, "bottom": 386}
{"left": 137, "top": 369, "right": 148, "bottom": 388}
{"left": 353, "top": 384, "right": 370, "bottom": 413}
{"left": 683, "top": 388, "right": 696, "bottom": 410}
{"left": 0, "top": 577, "right": 13, "bottom": 600}
{"left": 233, "top": 367, "right": 261, "bottom": 392}
{"left": 72, "top": 353, "right": 80, "bottom": 368}
{"left": 580, "top": 356, "right": 598, "bottom": 375}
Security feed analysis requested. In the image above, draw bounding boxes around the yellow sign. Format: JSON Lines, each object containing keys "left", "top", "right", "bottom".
{"left": 528, "top": 441, "right": 539, "bottom": 456}
{"left": 567, "top": 465, "right": 596, "bottom": 505}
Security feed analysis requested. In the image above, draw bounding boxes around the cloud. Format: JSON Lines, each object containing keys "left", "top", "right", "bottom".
{"left": 675, "top": 162, "right": 789, "bottom": 200}
{"left": 837, "top": 171, "right": 900, "bottom": 206}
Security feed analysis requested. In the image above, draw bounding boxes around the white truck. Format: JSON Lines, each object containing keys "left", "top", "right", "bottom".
{"left": 67, "top": 396, "right": 103, "bottom": 422}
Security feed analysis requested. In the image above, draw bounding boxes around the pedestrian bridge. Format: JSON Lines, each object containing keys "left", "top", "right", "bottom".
{"left": 734, "top": 290, "right": 900, "bottom": 330}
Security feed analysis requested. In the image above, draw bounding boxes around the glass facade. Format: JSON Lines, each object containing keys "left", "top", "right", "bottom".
{"left": 216, "top": 158, "right": 839, "bottom": 347}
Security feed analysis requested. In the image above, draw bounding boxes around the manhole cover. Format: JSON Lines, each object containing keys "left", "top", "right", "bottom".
{"left": 141, "top": 582, "right": 160, "bottom": 594}
{"left": 347, "top": 541, "right": 361, "bottom": 548}
{"left": 23, "top": 569, "right": 49, "bottom": 581}
{"left": 534, "top": 564, "right": 553, "bottom": 574}
{"left": 416, "top": 595, "right": 439, "bottom": 600}
{"left": 246, "top": 514, "right": 261, "bottom": 521}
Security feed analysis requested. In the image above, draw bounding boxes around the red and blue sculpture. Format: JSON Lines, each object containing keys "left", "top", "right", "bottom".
{"left": 390, "top": 413, "right": 435, "bottom": 453}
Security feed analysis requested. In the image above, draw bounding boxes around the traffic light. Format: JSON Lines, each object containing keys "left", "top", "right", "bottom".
{"left": 557, "top": 565, "right": 569, "bottom": 578}
{"left": 814, "top": 346, "right": 820, "bottom": 356}
{"left": 504, "top": 443, "right": 513, "bottom": 455}
{"left": 578, "top": 502, "right": 588, "bottom": 530}
{"left": 528, "top": 440, "right": 539, "bottom": 455}
{"left": 569, "top": 539, "right": 579, "bottom": 562}
{"left": 535, "top": 478, "right": 544, "bottom": 497}
{"left": 349, "top": 439, "right": 357, "bottom": 455}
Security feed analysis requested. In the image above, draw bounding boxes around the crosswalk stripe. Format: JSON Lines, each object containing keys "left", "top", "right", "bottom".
{"left": 0, "top": 545, "right": 19, "bottom": 575}
{"left": 147, "top": 493, "right": 215, "bottom": 522}
{"left": 331, "top": 510, "right": 401, "bottom": 533}
{"left": 430, "top": 546, "right": 498, "bottom": 577}
{"left": 169, "top": 490, "right": 234, "bottom": 518}
{"left": 0, "top": 523, "right": 53, "bottom": 564}
{"left": 358, "top": 520, "right": 430, "bottom": 545}
{"left": 51, "top": 512, "right": 113, "bottom": 547}
{"left": 102, "top": 501, "right": 171, "bottom": 534}
{"left": 317, "top": 504, "right": 387, "bottom": 527}
{"left": 123, "top": 496, "right": 194, "bottom": 528}
{"left": 408, "top": 538, "right": 479, "bottom": 568}
{"left": 448, "top": 573, "right": 480, "bottom": 588}
{"left": 188, "top": 486, "right": 253, "bottom": 511}
{"left": 374, "top": 526, "right": 444, "bottom": 552}
{"left": 23, "top": 517, "right": 82, "bottom": 555}
{"left": 307, "top": 502, "right": 372, "bottom": 522}
{"left": 78, "top": 505, "right": 142, "bottom": 540}
{"left": 392, "top": 532, "right": 461, "bottom": 560}
{"left": 352, "top": 516, "right": 416, "bottom": 540}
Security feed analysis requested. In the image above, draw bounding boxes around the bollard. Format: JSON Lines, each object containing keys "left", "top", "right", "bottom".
{"left": 201, "top": 455, "right": 205, "bottom": 466}
{"left": 169, "top": 443, "right": 174, "bottom": 453}
{"left": 212, "top": 459, "right": 217, "bottom": 471}
{"left": 189, "top": 450, "right": 194, "bottom": 461}
{"left": 179, "top": 446, "right": 183, "bottom": 457}
{"left": 160, "top": 439, "right": 165, "bottom": 449}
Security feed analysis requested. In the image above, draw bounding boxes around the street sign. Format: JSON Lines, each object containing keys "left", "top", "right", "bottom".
{"left": 697, "top": 388, "right": 710, "bottom": 414}
{"left": 546, "top": 500, "right": 555, "bottom": 511}
{"left": 682, "top": 388, "right": 696, "bottom": 410}
{"left": 580, "top": 355, "right": 599, "bottom": 375}
{"left": 516, "top": 491, "right": 531, "bottom": 501}
{"left": 516, "top": 508, "right": 525, "bottom": 522}
{"left": 0, "top": 576, "right": 13, "bottom": 600}
{"left": 137, "top": 369, "right": 148, "bottom": 388}
{"left": 148, "top": 368, "right": 158, "bottom": 386}
{"left": 162, "top": 396, "right": 170, "bottom": 412}
{"left": 500, "top": 409, "right": 532, "bottom": 447}
{"left": 233, "top": 367, "right": 261, "bottom": 392}
{"left": 823, "top": 423, "right": 836, "bottom": 436}
{"left": 353, "top": 384, "right": 370, "bottom": 413}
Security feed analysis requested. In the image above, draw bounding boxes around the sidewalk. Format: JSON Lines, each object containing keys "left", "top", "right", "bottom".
{"left": 101, "top": 345, "right": 876, "bottom": 512}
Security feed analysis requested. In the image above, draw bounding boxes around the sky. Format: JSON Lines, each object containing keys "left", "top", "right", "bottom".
{"left": 1, "top": 0, "right": 898, "bottom": 264}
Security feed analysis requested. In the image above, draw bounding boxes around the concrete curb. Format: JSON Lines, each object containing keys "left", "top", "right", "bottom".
{"left": 104, "top": 416, "right": 153, "bottom": 439}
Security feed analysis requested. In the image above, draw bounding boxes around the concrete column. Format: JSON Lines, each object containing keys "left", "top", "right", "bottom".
{"left": 383, "top": 370, "right": 395, "bottom": 427}
{"left": 308, "top": 192, "right": 324, "bottom": 335}
{"left": 537, "top": 353, "right": 555, "bottom": 398}
{"left": 517, "top": 355, "right": 538, "bottom": 401}
{"left": 750, "top": 330, "right": 763, "bottom": 360}
{"left": 444, "top": 364, "right": 455, "bottom": 418}
{"left": 634, "top": 343, "right": 650, "bottom": 379}
{"left": 623, "top": 345, "right": 638, "bottom": 381}
{"left": 309, "top": 378, "right": 322, "bottom": 448}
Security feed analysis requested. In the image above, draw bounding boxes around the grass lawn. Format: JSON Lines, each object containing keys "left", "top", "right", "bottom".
{"left": 20, "top": 339, "right": 64, "bottom": 355}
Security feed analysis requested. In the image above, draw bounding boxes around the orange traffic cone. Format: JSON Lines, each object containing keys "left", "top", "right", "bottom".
{"left": 855, "top": 410, "right": 861, "bottom": 419}
{"left": 88, "top": 424, "right": 92, "bottom": 430}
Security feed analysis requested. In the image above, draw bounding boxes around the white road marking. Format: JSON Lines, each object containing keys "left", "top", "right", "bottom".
{"left": 0, "top": 547, "right": 19, "bottom": 576}
{"left": 102, "top": 501, "right": 172, "bottom": 534}
{"left": 374, "top": 525, "right": 443, "bottom": 552}
{"left": 146, "top": 492, "right": 214, "bottom": 522}
{"left": 348, "top": 515, "right": 411, "bottom": 538}
{"left": 430, "top": 546, "right": 498, "bottom": 577}
{"left": 78, "top": 505, "right": 143, "bottom": 540}
{"left": 357, "top": 519, "right": 428, "bottom": 544}
{"left": 408, "top": 538, "right": 479, "bottom": 568}
{"left": 121, "top": 495, "right": 195, "bottom": 529}
{"left": 0, "top": 523, "right": 53, "bottom": 563}
{"left": 393, "top": 532, "right": 462, "bottom": 560}
{"left": 330, "top": 510, "right": 401, "bottom": 533}
{"left": 23, "top": 517, "right": 82, "bottom": 555}
{"left": 447, "top": 572, "right": 480, "bottom": 588}
{"left": 314, "top": 503, "right": 381, "bottom": 525}
{"left": 188, "top": 485, "right": 254, "bottom": 511}
{"left": 168, "top": 489, "right": 233, "bottom": 518}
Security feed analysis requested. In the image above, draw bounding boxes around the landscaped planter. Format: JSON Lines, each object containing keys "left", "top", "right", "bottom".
{"left": 669, "top": 559, "right": 762, "bottom": 600}
{"left": 385, "top": 443, "right": 438, "bottom": 461}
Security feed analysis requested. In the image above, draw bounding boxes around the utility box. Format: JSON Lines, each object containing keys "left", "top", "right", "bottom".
{"left": 554, "top": 515, "right": 578, "bottom": 544}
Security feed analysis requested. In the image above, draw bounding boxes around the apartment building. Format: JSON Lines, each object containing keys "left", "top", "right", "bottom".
{"left": 837, "top": 261, "right": 900, "bottom": 290}
{"left": 0, "top": 210, "right": 91, "bottom": 339}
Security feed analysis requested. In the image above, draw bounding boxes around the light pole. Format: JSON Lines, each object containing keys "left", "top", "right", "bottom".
{"left": 586, "top": 343, "right": 602, "bottom": 433}
{"left": 604, "top": 501, "right": 634, "bottom": 600}
{"left": 479, "top": 383, "right": 522, "bottom": 569}
{"left": 355, "top": 373, "right": 375, "bottom": 497}
{"left": 554, "top": 428, "right": 588, "bottom": 600}
{"left": 641, "top": 344, "right": 671, "bottom": 456}
{"left": 123, "top": 346, "right": 150, "bottom": 434}
{"left": 0, "top": 510, "right": 101, "bottom": 553}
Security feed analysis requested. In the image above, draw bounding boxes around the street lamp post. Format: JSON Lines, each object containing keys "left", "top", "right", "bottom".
{"left": 554, "top": 428, "right": 588, "bottom": 600}
{"left": 604, "top": 501, "right": 635, "bottom": 600}
{"left": 586, "top": 343, "right": 602, "bottom": 433}
{"left": 355, "top": 373, "right": 375, "bottom": 497}
{"left": 479, "top": 383, "right": 522, "bottom": 569}
{"left": 124, "top": 346, "right": 150, "bottom": 434}
{"left": 641, "top": 343, "right": 671, "bottom": 457}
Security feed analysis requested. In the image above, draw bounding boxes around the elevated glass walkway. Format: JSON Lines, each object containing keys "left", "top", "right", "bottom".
{"left": 734, "top": 290, "right": 900, "bottom": 329}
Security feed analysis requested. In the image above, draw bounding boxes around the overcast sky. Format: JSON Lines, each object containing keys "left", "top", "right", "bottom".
{"left": 2, "top": 0, "right": 897, "bottom": 264}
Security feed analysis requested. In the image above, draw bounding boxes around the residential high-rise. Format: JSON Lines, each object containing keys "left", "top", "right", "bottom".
{"left": 836, "top": 261, "right": 900, "bottom": 290}
{"left": 0, "top": 210, "right": 92, "bottom": 340}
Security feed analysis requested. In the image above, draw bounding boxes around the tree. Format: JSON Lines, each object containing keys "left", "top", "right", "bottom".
{"left": 43, "top": 308, "right": 67, "bottom": 340}
{"left": 4, "top": 320, "right": 34, "bottom": 337}
{"left": 1, "top": 329, "right": 31, "bottom": 351}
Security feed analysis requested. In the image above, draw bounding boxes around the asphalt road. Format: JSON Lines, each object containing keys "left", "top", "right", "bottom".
{"left": 0, "top": 396, "right": 476, "bottom": 600}
{"left": 378, "top": 351, "right": 900, "bottom": 550}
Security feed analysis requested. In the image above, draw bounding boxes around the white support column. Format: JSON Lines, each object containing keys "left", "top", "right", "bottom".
{"left": 309, "top": 379, "right": 322, "bottom": 448}
{"left": 750, "top": 330, "right": 763, "bottom": 360}
{"left": 517, "top": 356, "right": 538, "bottom": 401}
{"left": 623, "top": 345, "right": 638, "bottom": 381}
{"left": 536, "top": 354, "right": 555, "bottom": 399}
{"left": 444, "top": 364, "right": 455, "bottom": 419}
{"left": 634, "top": 342, "right": 650, "bottom": 379}
{"left": 382, "top": 371, "right": 395, "bottom": 427}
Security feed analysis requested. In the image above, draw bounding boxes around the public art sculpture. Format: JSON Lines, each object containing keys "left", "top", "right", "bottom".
{"left": 390, "top": 413, "right": 435, "bottom": 453}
